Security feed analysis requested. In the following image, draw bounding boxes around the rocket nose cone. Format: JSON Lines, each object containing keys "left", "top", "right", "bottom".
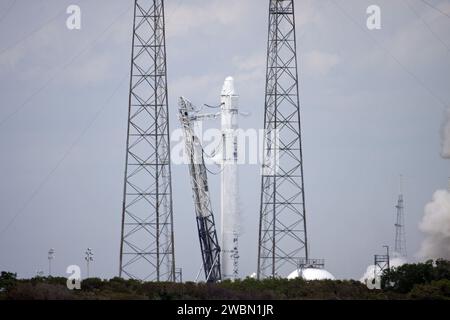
{"left": 221, "top": 76, "right": 235, "bottom": 96}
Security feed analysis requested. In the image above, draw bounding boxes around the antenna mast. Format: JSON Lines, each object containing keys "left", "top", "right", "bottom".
{"left": 394, "top": 175, "right": 407, "bottom": 257}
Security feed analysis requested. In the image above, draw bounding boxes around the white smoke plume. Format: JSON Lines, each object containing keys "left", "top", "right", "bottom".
{"left": 359, "top": 257, "right": 406, "bottom": 284}
{"left": 442, "top": 107, "right": 450, "bottom": 159}
{"left": 417, "top": 190, "right": 450, "bottom": 260}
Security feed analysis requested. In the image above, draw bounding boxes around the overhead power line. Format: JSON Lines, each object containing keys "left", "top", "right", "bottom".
{"left": 0, "top": 0, "right": 17, "bottom": 25}
{"left": 403, "top": 0, "right": 450, "bottom": 52}
{"left": 0, "top": 73, "right": 128, "bottom": 239}
{"left": 0, "top": 3, "right": 133, "bottom": 129}
{"left": 0, "top": 7, "right": 66, "bottom": 57}
{"left": 330, "top": 0, "right": 450, "bottom": 110}
{"left": 419, "top": 0, "right": 450, "bottom": 20}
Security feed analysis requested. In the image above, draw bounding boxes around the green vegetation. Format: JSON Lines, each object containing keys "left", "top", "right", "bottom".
{"left": 381, "top": 259, "right": 450, "bottom": 299}
{"left": 1, "top": 260, "right": 450, "bottom": 300}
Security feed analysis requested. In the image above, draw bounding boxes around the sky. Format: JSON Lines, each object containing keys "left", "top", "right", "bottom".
{"left": 0, "top": 0, "right": 449, "bottom": 281}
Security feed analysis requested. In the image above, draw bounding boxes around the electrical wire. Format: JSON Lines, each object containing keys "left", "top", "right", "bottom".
{"left": 418, "top": 0, "right": 450, "bottom": 20}
{"left": 204, "top": 103, "right": 224, "bottom": 109}
{"left": 201, "top": 139, "right": 223, "bottom": 159}
{"left": 205, "top": 164, "right": 223, "bottom": 176}
{"left": 0, "top": 1, "right": 181, "bottom": 237}
{"left": 200, "top": 138, "right": 223, "bottom": 175}
{"left": 0, "top": 7, "right": 66, "bottom": 57}
{"left": 193, "top": 103, "right": 204, "bottom": 113}
{"left": 0, "top": 73, "right": 129, "bottom": 239}
{"left": 403, "top": 0, "right": 450, "bottom": 52}
{"left": 0, "top": 0, "right": 17, "bottom": 25}
{"left": 330, "top": 0, "right": 450, "bottom": 110}
{"left": 203, "top": 150, "right": 224, "bottom": 176}
{"left": 0, "top": 3, "right": 133, "bottom": 129}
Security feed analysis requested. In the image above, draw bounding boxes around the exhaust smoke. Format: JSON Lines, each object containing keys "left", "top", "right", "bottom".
{"left": 417, "top": 189, "right": 450, "bottom": 260}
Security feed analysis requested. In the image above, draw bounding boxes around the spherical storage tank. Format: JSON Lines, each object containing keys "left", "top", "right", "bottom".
{"left": 287, "top": 268, "right": 336, "bottom": 281}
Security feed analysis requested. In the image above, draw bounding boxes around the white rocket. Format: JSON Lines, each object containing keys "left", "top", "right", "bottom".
{"left": 220, "top": 77, "right": 240, "bottom": 280}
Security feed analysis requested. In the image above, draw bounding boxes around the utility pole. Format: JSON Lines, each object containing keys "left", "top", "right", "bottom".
{"left": 85, "top": 248, "right": 94, "bottom": 279}
{"left": 119, "top": 0, "right": 176, "bottom": 282}
{"left": 383, "top": 245, "right": 390, "bottom": 268}
{"left": 258, "top": 0, "right": 308, "bottom": 279}
{"left": 48, "top": 248, "right": 55, "bottom": 277}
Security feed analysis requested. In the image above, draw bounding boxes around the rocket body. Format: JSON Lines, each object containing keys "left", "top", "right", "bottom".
{"left": 220, "top": 77, "right": 239, "bottom": 280}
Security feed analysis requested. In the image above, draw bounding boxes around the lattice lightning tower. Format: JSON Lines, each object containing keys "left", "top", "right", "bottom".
{"left": 119, "top": 0, "right": 176, "bottom": 281}
{"left": 257, "top": 0, "right": 308, "bottom": 279}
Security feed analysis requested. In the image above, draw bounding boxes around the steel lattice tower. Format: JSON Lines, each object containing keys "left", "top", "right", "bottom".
{"left": 394, "top": 177, "right": 406, "bottom": 257}
{"left": 257, "top": 0, "right": 308, "bottom": 279}
{"left": 119, "top": 0, "right": 175, "bottom": 281}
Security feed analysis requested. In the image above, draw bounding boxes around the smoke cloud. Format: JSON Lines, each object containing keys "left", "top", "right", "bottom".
{"left": 418, "top": 190, "right": 450, "bottom": 260}
{"left": 359, "top": 257, "right": 406, "bottom": 283}
{"left": 442, "top": 108, "right": 450, "bottom": 158}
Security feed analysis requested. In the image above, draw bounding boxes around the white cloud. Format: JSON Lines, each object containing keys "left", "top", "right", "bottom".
{"left": 66, "top": 52, "right": 116, "bottom": 85}
{"left": 171, "top": 73, "right": 225, "bottom": 103}
{"left": 0, "top": 3, "right": 131, "bottom": 86}
{"left": 0, "top": 45, "right": 26, "bottom": 71}
{"left": 388, "top": 19, "right": 449, "bottom": 67}
{"left": 233, "top": 53, "right": 265, "bottom": 80}
{"left": 357, "top": 0, "right": 450, "bottom": 73}
{"left": 233, "top": 53, "right": 265, "bottom": 73}
{"left": 231, "top": 53, "right": 266, "bottom": 96}
{"left": 166, "top": 0, "right": 252, "bottom": 38}
{"left": 302, "top": 50, "right": 340, "bottom": 76}
{"left": 294, "top": 0, "right": 323, "bottom": 28}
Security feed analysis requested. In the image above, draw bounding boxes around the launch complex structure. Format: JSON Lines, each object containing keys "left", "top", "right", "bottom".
{"left": 119, "top": 0, "right": 316, "bottom": 282}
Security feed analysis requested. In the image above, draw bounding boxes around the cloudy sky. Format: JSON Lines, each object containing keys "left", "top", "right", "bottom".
{"left": 0, "top": 0, "right": 449, "bottom": 281}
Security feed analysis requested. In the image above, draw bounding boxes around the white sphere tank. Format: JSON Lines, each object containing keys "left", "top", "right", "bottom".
{"left": 288, "top": 268, "right": 336, "bottom": 281}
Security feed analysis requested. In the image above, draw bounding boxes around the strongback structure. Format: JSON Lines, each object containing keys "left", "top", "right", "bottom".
{"left": 178, "top": 97, "right": 222, "bottom": 283}
{"left": 257, "top": 0, "right": 308, "bottom": 279}
{"left": 394, "top": 177, "right": 407, "bottom": 257}
{"left": 119, "top": 0, "right": 176, "bottom": 282}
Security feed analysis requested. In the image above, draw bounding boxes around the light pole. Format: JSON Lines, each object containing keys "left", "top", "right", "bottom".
{"left": 383, "top": 245, "right": 390, "bottom": 270}
{"left": 85, "top": 248, "right": 94, "bottom": 278}
{"left": 48, "top": 248, "right": 55, "bottom": 277}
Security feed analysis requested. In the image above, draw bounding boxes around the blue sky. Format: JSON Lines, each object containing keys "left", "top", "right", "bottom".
{"left": 0, "top": 0, "right": 449, "bottom": 281}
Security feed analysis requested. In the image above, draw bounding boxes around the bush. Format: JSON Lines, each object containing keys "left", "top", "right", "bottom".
{"left": 382, "top": 259, "right": 450, "bottom": 294}
{"left": 0, "top": 272, "right": 17, "bottom": 292}
{"left": 409, "top": 279, "right": 450, "bottom": 300}
{"left": 81, "top": 278, "right": 104, "bottom": 291}
{"left": 6, "top": 283, "right": 75, "bottom": 300}
{"left": 1, "top": 261, "right": 449, "bottom": 300}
